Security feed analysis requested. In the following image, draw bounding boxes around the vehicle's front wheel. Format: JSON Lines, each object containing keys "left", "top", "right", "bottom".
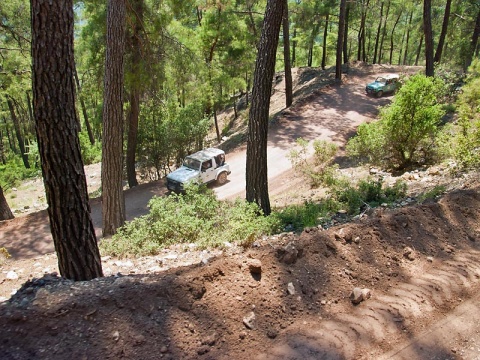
{"left": 376, "top": 90, "right": 383, "bottom": 98}
{"left": 217, "top": 172, "right": 228, "bottom": 185}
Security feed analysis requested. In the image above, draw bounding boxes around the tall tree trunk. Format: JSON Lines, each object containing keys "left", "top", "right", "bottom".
{"left": 213, "top": 106, "right": 221, "bottom": 142}
{"left": 7, "top": 97, "right": 30, "bottom": 169}
{"left": 403, "top": 10, "right": 413, "bottom": 65}
{"left": 246, "top": 0, "right": 285, "bottom": 216}
{"left": 389, "top": 12, "right": 402, "bottom": 64}
{"left": 343, "top": 3, "right": 350, "bottom": 64}
{"left": 74, "top": 67, "right": 95, "bottom": 145}
{"left": 0, "top": 130, "right": 5, "bottom": 164}
{"left": 126, "top": 0, "right": 144, "bottom": 188}
{"left": 0, "top": 185, "right": 14, "bottom": 221}
{"left": 322, "top": 12, "right": 329, "bottom": 69}
{"left": 292, "top": 27, "right": 297, "bottom": 66}
{"left": 283, "top": 0, "right": 293, "bottom": 108}
{"left": 378, "top": 0, "right": 391, "bottom": 64}
{"left": 373, "top": 1, "right": 384, "bottom": 64}
{"left": 434, "top": 0, "right": 452, "bottom": 64}
{"left": 336, "top": 0, "right": 347, "bottom": 80}
{"left": 2, "top": 116, "right": 16, "bottom": 153}
{"left": 357, "top": 2, "right": 368, "bottom": 61}
{"left": 31, "top": 0, "right": 103, "bottom": 281}
{"left": 466, "top": 9, "right": 480, "bottom": 70}
{"left": 415, "top": 34, "right": 424, "bottom": 66}
{"left": 102, "top": 0, "right": 126, "bottom": 236}
{"left": 424, "top": 0, "right": 434, "bottom": 76}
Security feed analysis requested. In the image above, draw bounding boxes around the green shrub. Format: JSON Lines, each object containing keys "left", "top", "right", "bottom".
{"left": 0, "top": 156, "right": 40, "bottom": 189}
{"left": 275, "top": 199, "right": 339, "bottom": 231}
{"left": 79, "top": 131, "right": 102, "bottom": 165}
{"left": 451, "top": 60, "right": 480, "bottom": 169}
{"left": 418, "top": 185, "right": 446, "bottom": 203}
{"left": 100, "top": 185, "right": 281, "bottom": 257}
{"left": 331, "top": 177, "right": 407, "bottom": 215}
{"left": 347, "top": 74, "right": 447, "bottom": 169}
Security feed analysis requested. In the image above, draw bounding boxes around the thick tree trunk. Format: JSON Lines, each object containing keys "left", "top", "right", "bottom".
{"left": 0, "top": 185, "right": 14, "bottom": 221}
{"left": 31, "top": 0, "right": 103, "bottom": 280}
{"left": 102, "top": 0, "right": 126, "bottom": 236}
{"left": 246, "top": 0, "right": 285, "bottom": 216}
{"left": 434, "top": 0, "right": 452, "bottom": 64}
{"left": 126, "top": 0, "right": 144, "bottom": 188}
{"left": 336, "top": 0, "right": 347, "bottom": 80}
{"left": 424, "top": 0, "right": 434, "bottom": 76}
{"left": 283, "top": 0, "right": 293, "bottom": 108}
{"left": 7, "top": 97, "right": 30, "bottom": 169}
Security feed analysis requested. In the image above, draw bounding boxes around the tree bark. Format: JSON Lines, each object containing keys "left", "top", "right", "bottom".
{"left": 415, "top": 34, "right": 424, "bottom": 66}
{"left": 423, "top": 0, "right": 434, "bottom": 76}
{"left": 7, "top": 97, "right": 30, "bottom": 169}
{"left": 102, "top": 0, "right": 126, "bottom": 236}
{"left": 246, "top": 0, "right": 285, "bottom": 216}
{"left": 283, "top": 0, "right": 293, "bottom": 108}
{"left": 434, "top": 0, "right": 452, "bottom": 64}
{"left": 336, "top": 0, "right": 347, "bottom": 80}
{"left": 31, "top": 0, "right": 103, "bottom": 280}
{"left": 0, "top": 185, "right": 14, "bottom": 221}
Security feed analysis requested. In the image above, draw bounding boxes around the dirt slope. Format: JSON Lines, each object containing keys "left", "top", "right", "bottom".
{"left": 1, "top": 184, "right": 480, "bottom": 359}
{"left": 2, "top": 64, "right": 480, "bottom": 359}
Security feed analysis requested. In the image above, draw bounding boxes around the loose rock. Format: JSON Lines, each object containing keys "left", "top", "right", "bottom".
{"left": 247, "top": 259, "right": 262, "bottom": 274}
{"left": 243, "top": 312, "right": 256, "bottom": 330}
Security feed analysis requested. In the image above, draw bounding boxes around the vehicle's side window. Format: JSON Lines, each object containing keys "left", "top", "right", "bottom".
{"left": 202, "top": 160, "right": 212, "bottom": 171}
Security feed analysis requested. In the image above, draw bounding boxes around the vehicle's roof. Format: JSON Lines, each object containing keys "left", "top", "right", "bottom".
{"left": 186, "top": 148, "right": 224, "bottom": 161}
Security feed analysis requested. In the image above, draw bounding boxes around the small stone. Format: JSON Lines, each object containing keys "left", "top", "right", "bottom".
{"left": 247, "top": 259, "right": 262, "bottom": 274}
{"left": 361, "top": 288, "right": 371, "bottom": 301}
{"left": 197, "top": 346, "right": 210, "bottom": 355}
{"left": 6, "top": 271, "right": 19, "bottom": 280}
{"left": 403, "top": 247, "right": 416, "bottom": 261}
{"left": 243, "top": 312, "right": 256, "bottom": 330}
{"left": 287, "top": 282, "right": 296, "bottom": 295}
{"left": 160, "top": 346, "right": 168, "bottom": 353}
{"left": 426, "top": 256, "right": 434, "bottom": 262}
{"left": 350, "top": 287, "right": 368, "bottom": 305}
{"left": 112, "top": 330, "right": 120, "bottom": 341}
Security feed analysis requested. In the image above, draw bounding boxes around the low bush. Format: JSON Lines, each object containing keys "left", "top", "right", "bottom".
{"left": 100, "top": 184, "right": 281, "bottom": 257}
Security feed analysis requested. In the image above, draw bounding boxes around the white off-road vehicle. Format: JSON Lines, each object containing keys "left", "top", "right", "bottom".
{"left": 166, "top": 148, "right": 231, "bottom": 192}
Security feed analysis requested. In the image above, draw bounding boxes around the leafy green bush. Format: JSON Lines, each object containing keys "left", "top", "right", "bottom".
{"left": 418, "top": 185, "right": 446, "bottom": 203}
{"left": 331, "top": 177, "right": 407, "bottom": 215}
{"left": 79, "top": 131, "right": 102, "bottom": 165}
{"left": 347, "top": 74, "right": 447, "bottom": 169}
{"left": 275, "top": 199, "right": 339, "bottom": 231}
{"left": 100, "top": 185, "right": 281, "bottom": 257}
{"left": 451, "top": 59, "right": 480, "bottom": 169}
{"left": 0, "top": 156, "right": 40, "bottom": 189}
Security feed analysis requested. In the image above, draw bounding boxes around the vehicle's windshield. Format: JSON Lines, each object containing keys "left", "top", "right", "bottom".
{"left": 375, "top": 77, "right": 386, "bottom": 83}
{"left": 183, "top": 157, "right": 201, "bottom": 170}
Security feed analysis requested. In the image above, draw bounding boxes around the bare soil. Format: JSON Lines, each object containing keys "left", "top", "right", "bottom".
{"left": 2, "top": 64, "right": 480, "bottom": 359}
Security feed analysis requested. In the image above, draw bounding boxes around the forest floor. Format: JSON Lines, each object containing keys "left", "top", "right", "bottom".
{"left": 1, "top": 63, "right": 480, "bottom": 359}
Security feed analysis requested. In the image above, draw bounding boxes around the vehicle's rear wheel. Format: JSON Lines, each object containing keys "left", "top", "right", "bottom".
{"left": 217, "top": 172, "right": 228, "bottom": 185}
{"left": 376, "top": 90, "right": 383, "bottom": 98}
